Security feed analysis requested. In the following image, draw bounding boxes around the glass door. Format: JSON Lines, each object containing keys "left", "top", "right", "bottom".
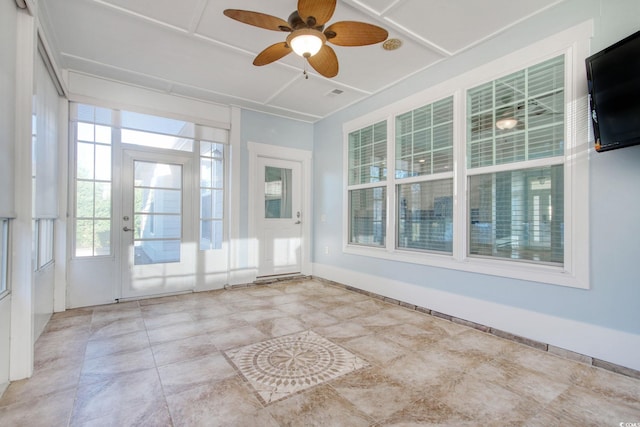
{"left": 121, "top": 150, "right": 195, "bottom": 299}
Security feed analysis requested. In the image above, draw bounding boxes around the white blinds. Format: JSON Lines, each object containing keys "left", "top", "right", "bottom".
{"left": 395, "top": 96, "right": 454, "bottom": 178}
{"left": 348, "top": 121, "right": 387, "bottom": 185}
{"left": 467, "top": 55, "right": 565, "bottom": 169}
{"left": 33, "top": 49, "right": 61, "bottom": 218}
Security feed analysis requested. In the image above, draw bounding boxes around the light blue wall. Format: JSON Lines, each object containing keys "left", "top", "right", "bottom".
{"left": 312, "top": 0, "right": 640, "bottom": 334}
{"left": 236, "top": 109, "right": 314, "bottom": 269}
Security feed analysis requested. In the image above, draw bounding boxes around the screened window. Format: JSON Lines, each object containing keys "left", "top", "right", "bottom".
{"left": 396, "top": 96, "right": 454, "bottom": 253}
{"left": 0, "top": 219, "right": 8, "bottom": 295}
{"left": 467, "top": 56, "right": 565, "bottom": 264}
{"left": 348, "top": 121, "right": 387, "bottom": 246}
{"left": 74, "top": 105, "right": 113, "bottom": 257}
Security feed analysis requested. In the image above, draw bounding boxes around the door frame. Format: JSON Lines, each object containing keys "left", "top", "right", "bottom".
{"left": 247, "top": 142, "right": 312, "bottom": 281}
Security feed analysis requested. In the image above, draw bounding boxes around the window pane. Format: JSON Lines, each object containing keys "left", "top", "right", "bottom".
{"left": 265, "top": 167, "right": 292, "bottom": 219}
{"left": 350, "top": 187, "right": 386, "bottom": 246}
{"left": 77, "top": 142, "right": 94, "bottom": 180}
{"left": 398, "top": 180, "right": 453, "bottom": 253}
{"left": 37, "top": 219, "right": 54, "bottom": 269}
{"left": 76, "top": 181, "right": 94, "bottom": 218}
{"left": 134, "top": 161, "right": 182, "bottom": 189}
{"left": 200, "top": 219, "right": 223, "bottom": 251}
{"left": 395, "top": 97, "right": 453, "bottom": 178}
{"left": 121, "top": 129, "right": 193, "bottom": 152}
{"left": 135, "top": 188, "right": 181, "bottom": 214}
{"left": 95, "top": 144, "right": 111, "bottom": 180}
{"left": 467, "top": 55, "right": 565, "bottom": 168}
{"left": 348, "top": 121, "right": 387, "bottom": 185}
{"left": 94, "top": 125, "right": 112, "bottom": 145}
{"left": 121, "top": 110, "right": 195, "bottom": 139}
{"left": 1, "top": 219, "right": 8, "bottom": 293}
{"left": 95, "top": 182, "right": 111, "bottom": 219}
{"left": 134, "top": 240, "right": 180, "bottom": 265}
{"left": 135, "top": 214, "right": 181, "bottom": 239}
{"left": 94, "top": 220, "right": 111, "bottom": 256}
{"left": 75, "top": 219, "right": 94, "bottom": 257}
{"left": 468, "top": 165, "right": 564, "bottom": 264}
{"left": 77, "top": 122, "right": 95, "bottom": 142}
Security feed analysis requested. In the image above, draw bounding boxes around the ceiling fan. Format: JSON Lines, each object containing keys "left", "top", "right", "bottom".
{"left": 223, "top": 0, "right": 388, "bottom": 78}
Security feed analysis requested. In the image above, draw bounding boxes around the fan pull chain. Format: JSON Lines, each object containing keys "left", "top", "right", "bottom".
{"left": 303, "top": 61, "right": 309, "bottom": 80}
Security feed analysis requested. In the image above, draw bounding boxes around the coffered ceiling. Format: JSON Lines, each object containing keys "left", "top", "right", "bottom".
{"left": 38, "top": 0, "right": 564, "bottom": 122}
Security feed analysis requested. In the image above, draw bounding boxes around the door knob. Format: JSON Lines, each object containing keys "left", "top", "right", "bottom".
{"left": 123, "top": 226, "right": 133, "bottom": 232}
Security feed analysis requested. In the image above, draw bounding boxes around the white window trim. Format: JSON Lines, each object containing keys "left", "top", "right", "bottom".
{"left": 343, "top": 21, "right": 592, "bottom": 289}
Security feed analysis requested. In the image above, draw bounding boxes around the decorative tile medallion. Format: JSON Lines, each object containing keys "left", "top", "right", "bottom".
{"left": 224, "top": 330, "right": 368, "bottom": 404}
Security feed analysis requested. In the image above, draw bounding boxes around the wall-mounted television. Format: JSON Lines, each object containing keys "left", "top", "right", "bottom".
{"left": 586, "top": 30, "right": 640, "bottom": 152}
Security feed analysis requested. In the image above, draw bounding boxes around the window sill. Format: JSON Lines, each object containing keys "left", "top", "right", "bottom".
{"left": 343, "top": 244, "right": 588, "bottom": 290}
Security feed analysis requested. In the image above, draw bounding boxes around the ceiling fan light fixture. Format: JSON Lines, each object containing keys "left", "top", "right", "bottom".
{"left": 496, "top": 117, "right": 518, "bottom": 130}
{"left": 287, "top": 29, "right": 326, "bottom": 58}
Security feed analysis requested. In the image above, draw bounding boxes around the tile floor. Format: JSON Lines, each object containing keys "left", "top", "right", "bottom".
{"left": 0, "top": 278, "right": 639, "bottom": 426}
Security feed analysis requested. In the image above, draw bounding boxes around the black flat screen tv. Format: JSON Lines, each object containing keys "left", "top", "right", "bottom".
{"left": 586, "top": 30, "right": 640, "bottom": 152}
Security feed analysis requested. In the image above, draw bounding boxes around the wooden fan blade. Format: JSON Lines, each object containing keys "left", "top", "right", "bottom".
{"left": 325, "top": 21, "right": 388, "bottom": 46}
{"left": 297, "top": 0, "right": 336, "bottom": 26}
{"left": 224, "top": 9, "right": 291, "bottom": 32}
{"left": 307, "top": 45, "right": 338, "bottom": 78}
{"left": 253, "top": 43, "right": 292, "bottom": 66}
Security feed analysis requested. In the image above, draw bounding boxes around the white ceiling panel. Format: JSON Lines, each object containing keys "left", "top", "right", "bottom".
{"left": 385, "top": 0, "right": 563, "bottom": 54}
{"left": 269, "top": 76, "right": 368, "bottom": 118}
{"left": 99, "top": 0, "right": 206, "bottom": 30}
{"left": 39, "top": 0, "right": 566, "bottom": 122}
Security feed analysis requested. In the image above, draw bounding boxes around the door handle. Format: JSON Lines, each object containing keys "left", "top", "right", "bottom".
{"left": 123, "top": 226, "right": 133, "bottom": 232}
{"left": 294, "top": 220, "right": 301, "bottom": 224}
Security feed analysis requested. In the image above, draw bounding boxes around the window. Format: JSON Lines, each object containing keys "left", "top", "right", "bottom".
{"left": 0, "top": 219, "right": 8, "bottom": 295}
{"left": 35, "top": 218, "right": 55, "bottom": 270}
{"left": 74, "top": 104, "right": 113, "bottom": 257}
{"left": 343, "top": 23, "right": 590, "bottom": 288}
{"left": 72, "top": 103, "right": 229, "bottom": 257}
{"left": 199, "top": 130, "right": 227, "bottom": 251}
{"left": 396, "top": 97, "right": 454, "bottom": 253}
{"left": 466, "top": 56, "right": 565, "bottom": 264}
{"left": 347, "top": 121, "right": 387, "bottom": 246}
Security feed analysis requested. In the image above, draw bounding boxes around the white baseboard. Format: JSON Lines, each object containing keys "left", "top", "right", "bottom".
{"left": 312, "top": 262, "right": 640, "bottom": 372}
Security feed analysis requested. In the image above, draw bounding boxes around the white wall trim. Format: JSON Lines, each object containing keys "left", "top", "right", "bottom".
{"left": 248, "top": 142, "right": 313, "bottom": 281}
{"left": 10, "top": 9, "right": 36, "bottom": 381}
{"left": 312, "top": 262, "right": 640, "bottom": 372}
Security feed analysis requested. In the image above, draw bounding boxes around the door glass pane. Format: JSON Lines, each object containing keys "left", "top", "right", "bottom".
{"left": 133, "top": 160, "right": 182, "bottom": 265}
{"left": 265, "top": 166, "right": 292, "bottom": 219}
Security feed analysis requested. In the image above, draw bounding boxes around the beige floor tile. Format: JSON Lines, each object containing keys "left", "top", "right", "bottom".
{"left": 158, "top": 352, "right": 235, "bottom": 395}
{"left": 1, "top": 278, "right": 639, "bottom": 427}
{"left": 0, "top": 389, "right": 75, "bottom": 427}
{"left": 84, "top": 330, "right": 150, "bottom": 360}
{"left": 151, "top": 333, "right": 219, "bottom": 367}
{"left": 165, "top": 376, "right": 275, "bottom": 427}
{"left": 267, "top": 385, "right": 374, "bottom": 427}
{"left": 330, "top": 366, "right": 424, "bottom": 421}
{"left": 79, "top": 347, "right": 156, "bottom": 385}
{"left": 71, "top": 368, "right": 167, "bottom": 425}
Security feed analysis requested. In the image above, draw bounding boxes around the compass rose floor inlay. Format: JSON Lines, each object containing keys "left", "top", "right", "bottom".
{"left": 224, "top": 330, "right": 369, "bottom": 404}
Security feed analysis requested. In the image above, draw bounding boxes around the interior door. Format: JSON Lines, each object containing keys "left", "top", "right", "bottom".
{"left": 121, "top": 150, "right": 195, "bottom": 299}
{"left": 257, "top": 157, "right": 303, "bottom": 277}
